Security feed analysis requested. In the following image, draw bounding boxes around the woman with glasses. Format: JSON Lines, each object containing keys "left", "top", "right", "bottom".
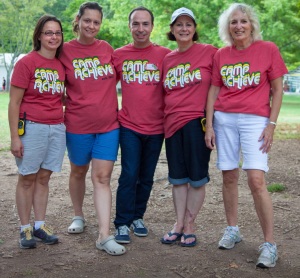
{"left": 8, "top": 15, "right": 66, "bottom": 249}
{"left": 59, "top": 2, "right": 125, "bottom": 255}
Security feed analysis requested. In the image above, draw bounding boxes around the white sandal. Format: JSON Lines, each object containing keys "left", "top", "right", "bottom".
{"left": 68, "top": 216, "right": 86, "bottom": 234}
{"left": 96, "top": 235, "right": 126, "bottom": 256}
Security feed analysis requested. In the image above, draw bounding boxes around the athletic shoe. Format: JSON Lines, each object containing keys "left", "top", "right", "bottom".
{"left": 131, "top": 219, "right": 148, "bottom": 237}
{"left": 33, "top": 224, "right": 59, "bottom": 245}
{"left": 115, "top": 225, "right": 131, "bottom": 244}
{"left": 218, "top": 226, "right": 242, "bottom": 249}
{"left": 256, "top": 242, "right": 278, "bottom": 268}
{"left": 19, "top": 226, "right": 36, "bottom": 249}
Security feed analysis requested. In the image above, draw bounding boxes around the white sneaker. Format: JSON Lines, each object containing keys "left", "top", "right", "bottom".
{"left": 218, "top": 226, "right": 242, "bottom": 249}
{"left": 256, "top": 242, "right": 278, "bottom": 268}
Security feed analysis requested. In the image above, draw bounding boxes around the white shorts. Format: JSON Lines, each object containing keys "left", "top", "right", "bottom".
{"left": 16, "top": 121, "right": 66, "bottom": 175}
{"left": 213, "top": 111, "right": 269, "bottom": 172}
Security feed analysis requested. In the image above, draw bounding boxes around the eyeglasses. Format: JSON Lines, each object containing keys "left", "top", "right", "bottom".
{"left": 41, "top": 31, "right": 63, "bottom": 37}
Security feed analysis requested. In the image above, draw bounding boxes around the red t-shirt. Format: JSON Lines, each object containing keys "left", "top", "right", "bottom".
{"left": 59, "top": 39, "right": 119, "bottom": 133}
{"left": 163, "top": 43, "right": 217, "bottom": 138}
{"left": 11, "top": 51, "right": 65, "bottom": 124}
{"left": 212, "top": 41, "right": 288, "bottom": 117}
{"left": 113, "top": 43, "right": 170, "bottom": 134}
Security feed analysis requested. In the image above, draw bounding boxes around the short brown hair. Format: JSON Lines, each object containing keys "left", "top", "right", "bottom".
{"left": 128, "top": 6, "right": 154, "bottom": 25}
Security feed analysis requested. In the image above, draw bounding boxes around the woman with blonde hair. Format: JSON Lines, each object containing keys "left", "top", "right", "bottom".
{"left": 205, "top": 3, "right": 288, "bottom": 268}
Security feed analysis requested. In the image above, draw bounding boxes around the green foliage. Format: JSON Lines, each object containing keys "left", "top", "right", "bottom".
{"left": 267, "top": 183, "right": 286, "bottom": 193}
{"left": 47, "top": 0, "right": 300, "bottom": 61}
{"left": 0, "top": 0, "right": 49, "bottom": 90}
{"left": 0, "top": 0, "right": 48, "bottom": 53}
{"left": 44, "top": 0, "right": 72, "bottom": 20}
{"left": 61, "top": 0, "right": 85, "bottom": 42}
{"left": 254, "top": 0, "right": 300, "bottom": 69}
{"left": 0, "top": 0, "right": 300, "bottom": 70}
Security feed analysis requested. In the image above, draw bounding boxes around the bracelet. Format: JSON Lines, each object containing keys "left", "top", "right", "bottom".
{"left": 269, "top": 121, "right": 277, "bottom": 126}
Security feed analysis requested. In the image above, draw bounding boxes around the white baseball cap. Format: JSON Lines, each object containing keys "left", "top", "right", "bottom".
{"left": 171, "top": 7, "right": 196, "bottom": 24}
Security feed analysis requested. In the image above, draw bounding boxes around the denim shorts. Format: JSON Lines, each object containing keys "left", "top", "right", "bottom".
{"left": 66, "top": 128, "right": 120, "bottom": 166}
{"left": 16, "top": 121, "right": 66, "bottom": 175}
{"left": 214, "top": 111, "right": 269, "bottom": 172}
{"left": 165, "top": 118, "right": 211, "bottom": 188}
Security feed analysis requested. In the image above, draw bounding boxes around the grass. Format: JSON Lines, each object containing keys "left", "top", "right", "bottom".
{"left": 267, "top": 183, "right": 286, "bottom": 193}
{"left": 0, "top": 93, "right": 299, "bottom": 151}
{"left": 278, "top": 94, "right": 300, "bottom": 123}
{"left": 275, "top": 94, "right": 300, "bottom": 139}
{"left": 0, "top": 92, "right": 10, "bottom": 150}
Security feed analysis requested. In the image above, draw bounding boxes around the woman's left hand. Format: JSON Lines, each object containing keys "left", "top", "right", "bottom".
{"left": 259, "top": 123, "right": 276, "bottom": 153}
{"left": 205, "top": 126, "right": 216, "bottom": 150}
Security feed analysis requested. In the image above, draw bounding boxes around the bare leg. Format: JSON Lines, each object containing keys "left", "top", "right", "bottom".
{"left": 33, "top": 168, "right": 52, "bottom": 221}
{"left": 69, "top": 161, "right": 89, "bottom": 217}
{"left": 222, "top": 169, "right": 239, "bottom": 226}
{"left": 247, "top": 169, "right": 275, "bottom": 243}
{"left": 162, "top": 184, "right": 187, "bottom": 241}
{"left": 91, "top": 158, "right": 114, "bottom": 242}
{"left": 16, "top": 174, "right": 36, "bottom": 225}
{"left": 182, "top": 185, "right": 206, "bottom": 244}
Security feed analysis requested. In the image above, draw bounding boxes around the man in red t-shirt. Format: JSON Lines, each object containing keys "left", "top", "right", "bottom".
{"left": 113, "top": 7, "right": 170, "bottom": 244}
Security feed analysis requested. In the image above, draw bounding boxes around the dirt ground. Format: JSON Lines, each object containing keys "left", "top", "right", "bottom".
{"left": 0, "top": 139, "right": 299, "bottom": 278}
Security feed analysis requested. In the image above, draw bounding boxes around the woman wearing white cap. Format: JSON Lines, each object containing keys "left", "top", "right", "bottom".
{"left": 161, "top": 7, "right": 217, "bottom": 247}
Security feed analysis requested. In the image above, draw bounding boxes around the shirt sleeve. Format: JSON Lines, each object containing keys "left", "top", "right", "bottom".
{"left": 211, "top": 51, "right": 223, "bottom": 87}
{"left": 11, "top": 56, "right": 32, "bottom": 89}
{"left": 267, "top": 42, "right": 288, "bottom": 81}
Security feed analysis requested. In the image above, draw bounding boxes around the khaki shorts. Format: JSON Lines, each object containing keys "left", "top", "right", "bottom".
{"left": 16, "top": 121, "right": 66, "bottom": 175}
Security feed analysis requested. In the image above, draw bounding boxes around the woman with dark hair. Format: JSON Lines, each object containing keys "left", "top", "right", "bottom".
{"left": 32, "top": 15, "right": 64, "bottom": 58}
{"left": 8, "top": 15, "right": 65, "bottom": 249}
{"left": 161, "top": 7, "right": 217, "bottom": 247}
{"left": 59, "top": 2, "right": 125, "bottom": 255}
{"left": 205, "top": 3, "right": 288, "bottom": 268}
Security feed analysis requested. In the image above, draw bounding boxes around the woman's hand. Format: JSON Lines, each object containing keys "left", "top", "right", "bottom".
{"left": 205, "top": 85, "right": 220, "bottom": 150}
{"left": 11, "top": 137, "right": 24, "bottom": 158}
{"left": 259, "top": 77, "right": 283, "bottom": 153}
{"left": 259, "top": 123, "right": 276, "bottom": 153}
{"left": 205, "top": 126, "right": 216, "bottom": 150}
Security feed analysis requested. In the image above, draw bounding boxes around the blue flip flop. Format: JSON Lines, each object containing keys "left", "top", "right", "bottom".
{"left": 180, "top": 234, "right": 197, "bottom": 247}
{"left": 161, "top": 232, "right": 183, "bottom": 244}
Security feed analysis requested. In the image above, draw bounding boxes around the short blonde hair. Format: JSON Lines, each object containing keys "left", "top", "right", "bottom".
{"left": 218, "top": 3, "right": 262, "bottom": 46}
